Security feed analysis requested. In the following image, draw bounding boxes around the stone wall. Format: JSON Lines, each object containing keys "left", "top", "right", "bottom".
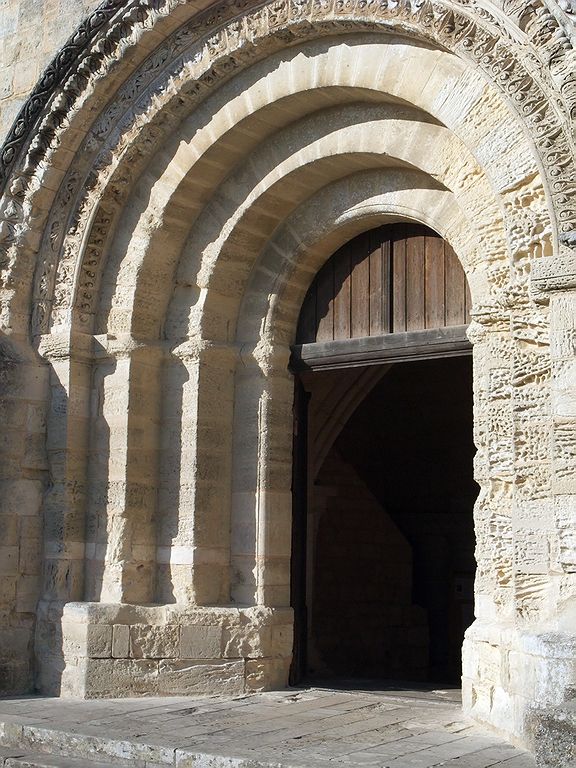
{"left": 309, "top": 450, "right": 429, "bottom": 680}
{"left": 0, "top": 0, "right": 106, "bottom": 691}
{"left": 0, "top": 335, "right": 49, "bottom": 693}
{"left": 0, "top": 0, "right": 102, "bottom": 144}
{"left": 0, "top": 0, "right": 142, "bottom": 696}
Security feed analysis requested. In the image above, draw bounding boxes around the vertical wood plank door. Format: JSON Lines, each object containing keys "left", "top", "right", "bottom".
{"left": 296, "top": 224, "right": 470, "bottom": 344}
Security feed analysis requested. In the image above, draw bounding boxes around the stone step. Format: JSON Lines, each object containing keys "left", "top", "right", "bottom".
{"left": 3, "top": 754, "right": 127, "bottom": 768}
{"left": 0, "top": 737, "right": 164, "bottom": 768}
{"left": 0, "top": 744, "right": 127, "bottom": 767}
{"left": 0, "top": 691, "right": 538, "bottom": 768}
{"left": 0, "top": 723, "right": 291, "bottom": 768}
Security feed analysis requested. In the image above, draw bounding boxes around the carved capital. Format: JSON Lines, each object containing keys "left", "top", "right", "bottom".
{"left": 37, "top": 330, "right": 96, "bottom": 363}
{"left": 170, "top": 338, "right": 239, "bottom": 365}
{"left": 238, "top": 340, "right": 292, "bottom": 376}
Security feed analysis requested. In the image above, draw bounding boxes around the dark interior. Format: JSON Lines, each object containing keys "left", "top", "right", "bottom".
{"left": 306, "top": 355, "right": 478, "bottom": 685}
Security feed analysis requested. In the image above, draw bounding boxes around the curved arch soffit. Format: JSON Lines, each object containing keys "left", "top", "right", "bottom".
{"left": 232, "top": 169, "right": 501, "bottom": 358}
{"left": 114, "top": 104, "right": 509, "bottom": 342}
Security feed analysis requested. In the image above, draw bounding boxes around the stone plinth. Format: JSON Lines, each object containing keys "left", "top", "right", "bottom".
{"left": 35, "top": 601, "right": 293, "bottom": 698}
{"left": 463, "top": 621, "right": 576, "bottom": 748}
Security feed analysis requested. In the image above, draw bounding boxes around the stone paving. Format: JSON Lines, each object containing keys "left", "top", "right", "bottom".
{"left": 0, "top": 686, "right": 537, "bottom": 767}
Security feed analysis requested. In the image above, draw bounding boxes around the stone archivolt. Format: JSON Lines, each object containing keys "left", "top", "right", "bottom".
{"left": 0, "top": 0, "right": 574, "bottom": 756}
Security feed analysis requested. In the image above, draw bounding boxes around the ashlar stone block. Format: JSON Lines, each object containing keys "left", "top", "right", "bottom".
{"left": 180, "top": 625, "right": 222, "bottom": 659}
{"left": 112, "top": 625, "right": 130, "bottom": 659}
{"left": 157, "top": 660, "right": 245, "bottom": 696}
{"left": 61, "top": 621, "right": 112, "bottom": 659}
{"left": 83, "top": 659, "right": 160, "bottom": 698}
{"left": 130, "top": 625, "right": 180, "bottom": 659}
{"left": 245, "top": 658, "right": 292, "bottom": 691}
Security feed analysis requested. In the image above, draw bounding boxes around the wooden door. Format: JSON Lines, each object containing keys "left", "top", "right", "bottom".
{"left": 296, "top": 224, "right": 471, "bottom": 345}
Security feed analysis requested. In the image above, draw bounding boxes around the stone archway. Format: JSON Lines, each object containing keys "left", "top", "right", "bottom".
{"left": 0, "top": 0, "right": 574, "bottom": 752}
{"left": 288, "top": 223, "right": 478, "bottom": 685}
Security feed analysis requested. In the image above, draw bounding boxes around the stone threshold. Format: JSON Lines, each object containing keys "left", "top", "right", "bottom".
{"left": 0, "top": 688, "right": 538, "bottom": 768}
{"left": 0, "top": 718, "right": 302, "bottom": 768}
{"left": 0, "top": 746, "right": 139, "bottom": 768}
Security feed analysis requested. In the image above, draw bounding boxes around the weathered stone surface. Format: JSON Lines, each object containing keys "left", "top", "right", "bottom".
{"left": 157, "top": 660, "right": 245, "bottom": 696}
{"left": 245, "top": 659, "right": 292, "bottom": 692}
{"left": 529, "top": 699, "right": 576, "bottom": 768}
{"left": 0, "top": 0, "right": 574, "bottom": 757}
{"left": 111, "top": 625, "right": 129, "bottom": 660}
{"left": 180, "top": 625, "right": 222, "bottom": 660}
{"left": 83, "top": 659, "right": 160, "bottom": 698}
{"left": 61, "top": 622, "right": 112, "bottom": 659}
{"left": 129, "top": 625, "right": 179, "bottom": 660}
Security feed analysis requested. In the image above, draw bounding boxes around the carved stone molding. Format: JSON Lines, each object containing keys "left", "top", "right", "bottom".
{"left": 0, "top": 0, "right": 575, "bottom": 339}
{"left": 0, "top": 0, "right": 128, "bottom": 193}
{"left": 42, "top": 7, "right": 573, "bottom": 338}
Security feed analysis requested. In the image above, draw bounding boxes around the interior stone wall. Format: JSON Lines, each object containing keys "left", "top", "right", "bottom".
{"left": 308, "top": 449, "right": 429, "bottom": 680}
{"left": 0, "top": 0, "right": 575, "bottom": 753}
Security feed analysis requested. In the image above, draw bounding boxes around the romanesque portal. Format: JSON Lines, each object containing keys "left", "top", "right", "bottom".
{"left": 0, "top": 0, "right": 575, "bottom": 753}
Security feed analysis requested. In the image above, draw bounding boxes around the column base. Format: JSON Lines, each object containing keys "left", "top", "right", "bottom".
{"left": 35, "top": 601, "right": 293, "bottom": 698}
{"left": 462, "top": 620, "right": 576, "bottom": 749}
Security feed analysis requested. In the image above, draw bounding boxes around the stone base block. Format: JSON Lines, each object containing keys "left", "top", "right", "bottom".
{"left": 462, "top": 620, "right": 576, "bottom": 750}
{"left": 35, "top": 600, "right": 293, "bottom": 698}
{"left": 528, "top": 699, "right": 576, "bottom": 768}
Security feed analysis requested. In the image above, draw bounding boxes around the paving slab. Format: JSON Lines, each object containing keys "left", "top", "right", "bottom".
{"left": 0, "top": 687, "right": 537, "bottom": 767}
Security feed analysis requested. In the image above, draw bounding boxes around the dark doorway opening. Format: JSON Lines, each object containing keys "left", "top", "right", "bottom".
{"left": 290, "top": 223, "right": 477, "bottom": 688}
{"left": 291, "top": 354, "right": 477, "bottom": 687}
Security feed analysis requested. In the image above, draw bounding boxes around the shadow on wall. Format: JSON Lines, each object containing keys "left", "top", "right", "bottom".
{"left": 0, "top": 332, "right": 49, "bottom": 695}
{"left": 156, "top": 352, "right": 188, "bottom": 605}
{"left": 34, "top": 339, "right": 101, "bottom": 695}
{"left": 84, "top": 344, "right": 112, "bottom": 603}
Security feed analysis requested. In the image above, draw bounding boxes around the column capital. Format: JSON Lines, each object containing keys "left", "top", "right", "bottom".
{"left": 238, "top": 340, "right": 292, "bottom": 376}
{"left": 170, "top": 338, "right": 239, "bottom": 364}
{"left": 36, "top": 330, "right": 95, "bottom": 363}
{"left": 92, "top": 333, "right": 166, "bottom": 362}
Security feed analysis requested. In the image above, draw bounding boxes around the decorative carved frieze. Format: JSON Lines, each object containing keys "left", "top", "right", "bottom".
{"left": 0, "top": 0, "right": 128, "bottom": 191}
